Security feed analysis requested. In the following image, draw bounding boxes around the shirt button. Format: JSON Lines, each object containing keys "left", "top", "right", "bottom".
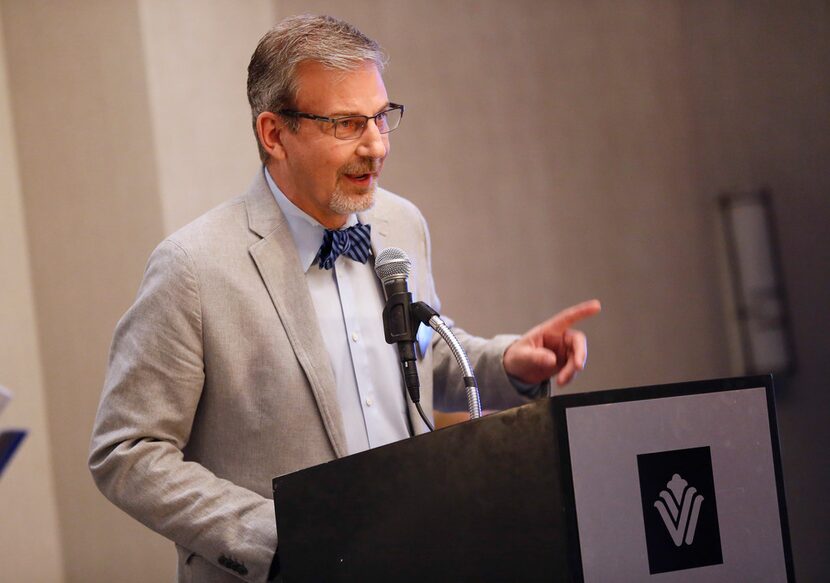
{"left": 352, "top": 332, "right": 359, "bottom": 342}
{"left": 366, "top": 397, "right": 374, "bottom": 407}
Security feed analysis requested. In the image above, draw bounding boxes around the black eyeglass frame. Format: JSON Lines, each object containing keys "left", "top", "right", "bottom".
{"left": 278, "top": 103, "right": 405, "bottom": 140}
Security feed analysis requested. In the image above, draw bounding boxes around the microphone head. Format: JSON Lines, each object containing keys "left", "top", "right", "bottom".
{"left": 375, "top": 247, "right": 411, "bottom": 282}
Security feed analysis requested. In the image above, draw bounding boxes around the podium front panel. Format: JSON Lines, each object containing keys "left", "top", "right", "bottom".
{"left": 556, "top": 376, "right": 793, "bottom": 582}
{"left": 274, "top": 398, "right": 574, "bottom": 582}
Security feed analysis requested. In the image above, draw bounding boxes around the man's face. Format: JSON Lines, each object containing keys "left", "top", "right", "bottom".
{"left": 273, "top": 60, "right": 390, "bottom": 229}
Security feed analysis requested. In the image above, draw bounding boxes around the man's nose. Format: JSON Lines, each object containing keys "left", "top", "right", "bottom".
{"left": 356, "top": 119, "right": 388, "bottom": 160}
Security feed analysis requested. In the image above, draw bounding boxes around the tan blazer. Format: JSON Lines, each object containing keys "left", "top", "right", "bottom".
{"left": 89, "top": 172, "right": 526, "bottom": 582}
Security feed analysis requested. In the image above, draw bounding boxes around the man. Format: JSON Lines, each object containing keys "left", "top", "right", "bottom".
{"left": 89, "top": 14, "right": 600, "bottom": 583}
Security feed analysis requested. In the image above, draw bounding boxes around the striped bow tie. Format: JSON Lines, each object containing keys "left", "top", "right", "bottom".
{"left": 316, "top": 223, "right": 372, "bottom": 270}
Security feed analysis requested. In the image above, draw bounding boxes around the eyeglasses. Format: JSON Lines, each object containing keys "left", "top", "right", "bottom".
{"left": 278, "top": 103, "right": 405, "bottom": 140}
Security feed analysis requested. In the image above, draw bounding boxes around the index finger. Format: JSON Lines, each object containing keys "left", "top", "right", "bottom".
{"left": 543, "top": 299, "right": 602, "bottom": 332}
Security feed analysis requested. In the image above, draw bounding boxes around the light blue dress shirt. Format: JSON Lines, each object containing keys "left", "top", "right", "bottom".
{"left": 264, "top": 168, "right": 410, "bottom": 454}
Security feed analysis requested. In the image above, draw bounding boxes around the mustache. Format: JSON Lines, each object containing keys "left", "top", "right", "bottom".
{"left": 340, "top": 158, "right": 383, "bottom": 176}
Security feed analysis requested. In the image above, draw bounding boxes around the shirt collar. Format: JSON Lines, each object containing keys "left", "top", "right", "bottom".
{"left": 263, "top": 167, "right": 358, "bottom": 272}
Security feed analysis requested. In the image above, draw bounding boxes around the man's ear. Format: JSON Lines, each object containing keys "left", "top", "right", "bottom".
{"left": 256, "top": 111, "right": 288, "bottom": 160}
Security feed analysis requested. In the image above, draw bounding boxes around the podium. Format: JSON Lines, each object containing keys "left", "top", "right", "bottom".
{"left": 273, "top": 376, "right": 794, "bottom": 582}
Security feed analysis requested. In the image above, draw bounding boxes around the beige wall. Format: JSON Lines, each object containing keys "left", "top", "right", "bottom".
{"left": 136, "top": 0, "right": 273, "bottom": 232}
{"left": 0, "top": 0, "right": 827, "bottom": 580}
{"left": 0, "top": 5, "right": 65, "bottom": 581}
{"left": 1, "top": 1, "right": 171, "bottom": 581}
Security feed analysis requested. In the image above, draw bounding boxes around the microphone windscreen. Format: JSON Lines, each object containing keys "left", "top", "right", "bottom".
{"left": 374, "top": 247, "right": 411, "bottom": 282}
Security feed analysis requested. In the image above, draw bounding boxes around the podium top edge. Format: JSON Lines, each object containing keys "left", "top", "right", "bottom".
{"left": 553, "top": 374, "right": 773, "bottom": 409}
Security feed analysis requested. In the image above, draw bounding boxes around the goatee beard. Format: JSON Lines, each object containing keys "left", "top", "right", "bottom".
{"left": 329, "top": 158, "right": 382, "bottom": 215}
{"left": 329, "top": 181, "right": 376, "bottom": 215}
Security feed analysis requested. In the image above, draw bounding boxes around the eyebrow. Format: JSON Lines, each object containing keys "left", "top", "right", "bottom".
{"left": 327, "top": 102, "right": 392, "bottom": 118}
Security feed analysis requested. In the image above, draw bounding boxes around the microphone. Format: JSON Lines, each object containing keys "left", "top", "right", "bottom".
{"left": 374, "top": 247, "right": 421, "bottom": 404}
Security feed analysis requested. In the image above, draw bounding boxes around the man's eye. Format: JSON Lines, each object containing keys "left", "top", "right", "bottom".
{"left": 375, "top": 112, "right": 389, "bottom": 130}
{"left": 336, "top": 118, "right": 359, "bottom": 130}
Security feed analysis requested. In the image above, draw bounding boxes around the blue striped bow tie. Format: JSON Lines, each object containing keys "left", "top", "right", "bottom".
{"left": 316, "top": 223, "right": 372, "bottom": 270}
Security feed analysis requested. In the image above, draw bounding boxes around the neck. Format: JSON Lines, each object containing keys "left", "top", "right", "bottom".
{"left": 317, "top": 214, "right": 349, "bottom": 230}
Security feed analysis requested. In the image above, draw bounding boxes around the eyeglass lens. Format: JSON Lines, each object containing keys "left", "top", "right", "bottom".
{"left": 335, "top": 107, "right": 402, "bottom": 139}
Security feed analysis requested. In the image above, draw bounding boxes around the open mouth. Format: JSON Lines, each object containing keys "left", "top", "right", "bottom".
{"left": 345, "top": 173, "right": 373, "bottom": 184}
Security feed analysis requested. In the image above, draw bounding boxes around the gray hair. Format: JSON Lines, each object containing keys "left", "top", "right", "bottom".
{"left": 247, "top": 14, "right": 387, "bottom": 162}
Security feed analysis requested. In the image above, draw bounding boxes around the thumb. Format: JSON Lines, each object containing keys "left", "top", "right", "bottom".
{"left": 528, "top": 346, "right": 558, "bottom": 373}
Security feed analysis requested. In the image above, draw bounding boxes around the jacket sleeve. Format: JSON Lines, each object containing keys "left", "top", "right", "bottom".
{"left": 88, "top": 240, "right": 276, "bottom": 583}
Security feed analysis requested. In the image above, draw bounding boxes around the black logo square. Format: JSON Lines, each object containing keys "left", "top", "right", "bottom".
{"left": 636, "top": 446, "right": 723, "bottom": 574}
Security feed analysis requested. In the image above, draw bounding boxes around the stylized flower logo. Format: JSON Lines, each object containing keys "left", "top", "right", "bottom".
{"left": 654, "top": 473, "right": 705, "bottom": 547}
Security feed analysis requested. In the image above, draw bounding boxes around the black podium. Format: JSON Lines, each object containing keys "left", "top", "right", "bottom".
{"left": 273, "top": 376, "right": 794, "bottom": 582}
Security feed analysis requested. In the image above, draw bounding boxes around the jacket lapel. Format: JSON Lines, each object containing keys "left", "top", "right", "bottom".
{"left": 244, "top": 174, "right": 348, "bottom": 458}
